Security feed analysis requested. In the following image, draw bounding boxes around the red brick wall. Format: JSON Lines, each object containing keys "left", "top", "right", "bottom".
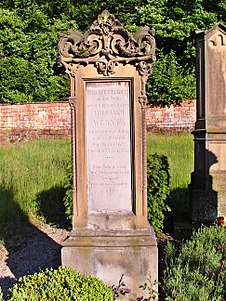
{"left": 0, "top": 100, "right": 196, "bottom": 143}
{"left": 146, "top": 99, "right": 196, "bottom": 132}
{"left": 0, "top": 102, "right": 71, "bottom": 143}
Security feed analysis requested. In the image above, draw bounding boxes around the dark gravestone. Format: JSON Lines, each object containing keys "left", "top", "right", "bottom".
{"left": 190, "top": 23, "right": 226, "bottom": 223}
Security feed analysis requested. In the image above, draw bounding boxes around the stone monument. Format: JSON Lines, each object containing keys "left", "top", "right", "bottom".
{"left": 58, "top": 10, "right": 157, "bottom": 299}
{"left": 190, "top": 23, "right": 226, "bottom": 223}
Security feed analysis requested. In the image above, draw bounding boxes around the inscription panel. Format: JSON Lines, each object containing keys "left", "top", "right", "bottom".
{"left": 86, "top": 82, "right": 132, "bottom": 212}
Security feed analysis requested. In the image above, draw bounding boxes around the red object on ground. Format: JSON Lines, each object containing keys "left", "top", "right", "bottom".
{"left": 217, "top": 216, "right": 225, "bottom": 227}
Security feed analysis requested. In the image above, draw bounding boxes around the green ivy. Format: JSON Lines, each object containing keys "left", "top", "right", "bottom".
{"left": 63, "top": 165, "right": 73, "bottom": 221}
{"left": 8, "top": 267, "right": 113, "bottom": 301}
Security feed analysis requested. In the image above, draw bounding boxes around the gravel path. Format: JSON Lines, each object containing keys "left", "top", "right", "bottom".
{"left": 0, "top": 222, "right": 68, "bottom": 298}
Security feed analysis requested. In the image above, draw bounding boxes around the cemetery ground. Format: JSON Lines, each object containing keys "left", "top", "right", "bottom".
{"left": 0, "top": 135, "right": 225, "bottom": 300}
{"left": 0, "top": 134, "right": 193, "bottom": 298}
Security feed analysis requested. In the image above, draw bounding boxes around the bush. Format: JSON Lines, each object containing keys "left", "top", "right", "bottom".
{"left": 63, "top": 165, "right": 73, "bottom": 222}
{"left": 163, "top": 225, "right": 226, "bottom": 301}
{"left": 147, "top": 154, "right": 171, "bottom": 232}
{"left": 8, "top": 267, "right": 113, "bottom": 301}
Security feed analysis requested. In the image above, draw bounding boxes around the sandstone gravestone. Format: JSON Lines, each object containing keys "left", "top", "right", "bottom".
{"left": 190, "top": 23, "right": 226, "bottom": 223}
{"left": 58, "top": 10, "right": 157, "bottom": 299}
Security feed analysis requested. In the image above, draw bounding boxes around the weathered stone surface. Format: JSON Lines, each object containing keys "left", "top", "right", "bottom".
{"left": 62, "top": 228, "right": 157, "bottom": 299}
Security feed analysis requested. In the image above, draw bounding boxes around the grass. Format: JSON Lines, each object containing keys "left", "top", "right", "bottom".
{"left": 0, "top": 139, "right": 71, "bottom": 240}
{"left": 147, "top": 133, "right": 194, "bottom": 208}
{"left": 0, "top": 134, "right": 193, "bottom": 239}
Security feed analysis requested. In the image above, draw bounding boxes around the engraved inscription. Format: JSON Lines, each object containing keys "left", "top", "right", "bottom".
{"left": 86, "top": 82, "right": 132, "bottom": 212}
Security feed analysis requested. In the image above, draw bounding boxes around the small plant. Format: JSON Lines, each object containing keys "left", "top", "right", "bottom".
{"left": 8, "top": 267, "right": 113, "bottom": 301}
{"left": 138, "top": 275, "right": 159, "bottom": 301}
{"left": 163, "top": 225, "right": 226, "bottom": 301}
{"left": 111, "top": 274, "right": 130, "bottom": 299}
{"left": 147, "top": 154, "right": 171, "bottom": 233}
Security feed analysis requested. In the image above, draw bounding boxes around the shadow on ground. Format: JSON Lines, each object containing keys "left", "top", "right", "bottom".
{"left": 0, "top": 185, "right": 68, "bottom": 299}
{"left": 163, "top": 187, "right": 190, "bottom": 236}
{"left": 36, "top": 185, "right": 71, "bottom": 229}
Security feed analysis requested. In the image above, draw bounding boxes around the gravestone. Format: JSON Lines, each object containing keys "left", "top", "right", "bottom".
{"left": 58, "top": 10, "right": 157, "bottom": 299}
{"left": 190, "top": 23, "right": 226, "bottom": 223}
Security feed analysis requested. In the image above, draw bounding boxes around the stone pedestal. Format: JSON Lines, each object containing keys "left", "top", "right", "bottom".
{"left": 62, "top": 227, "right": 157, "bottom": 299}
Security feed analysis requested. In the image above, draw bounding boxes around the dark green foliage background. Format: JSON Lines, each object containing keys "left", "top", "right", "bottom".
{"left": 1, "top": 0, "right": 225, "bottom": 104}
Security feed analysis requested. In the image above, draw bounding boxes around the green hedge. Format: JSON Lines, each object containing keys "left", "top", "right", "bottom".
{"left": 8, "top": 267, "right": 113, "bottom": 301}
{"left": 163, "top": 225, "right": 226, "bottom": 301}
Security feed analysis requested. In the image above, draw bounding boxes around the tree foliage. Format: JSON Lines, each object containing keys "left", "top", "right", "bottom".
{"left": 0, "top": 4, "right": 76, "bottom": 103}
{"left": 0, "top": 0, "right": 225, "bottom": 104}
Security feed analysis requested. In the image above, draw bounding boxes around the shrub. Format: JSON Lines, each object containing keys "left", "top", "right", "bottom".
{"left": 8, "top": 267, "right": 113, "bottom": 301}
{"left": 163, "top": 225, "right": 226, "bottom": 301}
{"left": 63, "top": 165, "right": 73, "bottom": 222}
{"left": 147, "top": 154, "right": 171, "bottom": 232}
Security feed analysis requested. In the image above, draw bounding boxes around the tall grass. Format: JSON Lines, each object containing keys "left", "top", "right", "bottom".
{"left": 147, "top": 133, "right": 194, "bottom": 208}
{"left": 0, "top": 139, "right": 71, "bottom": 239}
{"left": 0, "top": 134, "right": 193, "bottom": 238}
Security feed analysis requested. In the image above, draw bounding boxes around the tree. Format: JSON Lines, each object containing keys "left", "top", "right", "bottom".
{"left": 0, "top": 0, "right": 225, "bottom": 104}
{"left": 0, "top": 5, "right": 77, "bottom": 103}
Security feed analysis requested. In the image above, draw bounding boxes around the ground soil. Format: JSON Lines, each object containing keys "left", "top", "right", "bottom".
{"left": 0, "top": 221, "right": 173, "bottom": 300}
{"left": 0, "top": 221, "right": 68, "bottom": 299}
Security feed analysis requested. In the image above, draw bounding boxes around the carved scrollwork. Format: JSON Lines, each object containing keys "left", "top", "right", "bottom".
{"left": 138, "top": 96, "right": 149, "bottom": 109}
{"left": 95, "top": 61, "right": 118, "bottom": 76}
{"left": 58, "top": 10, "right": 155, "bottom": 76}
{"left": 67, "top": 63, "right": 80, "bottom": 77}
{"left": 136, "top": 61, "right": 152, "bottom": 77}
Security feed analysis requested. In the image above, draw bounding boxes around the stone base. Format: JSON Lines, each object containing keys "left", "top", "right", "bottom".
{"left": 189, "top": 188, "right": 218, "bottom": 223}
{"left": 190, "top": 172, "right": 226, "bottom": 223}
{"left": 61, "top": 227, "right": 158, "bottom": 300}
